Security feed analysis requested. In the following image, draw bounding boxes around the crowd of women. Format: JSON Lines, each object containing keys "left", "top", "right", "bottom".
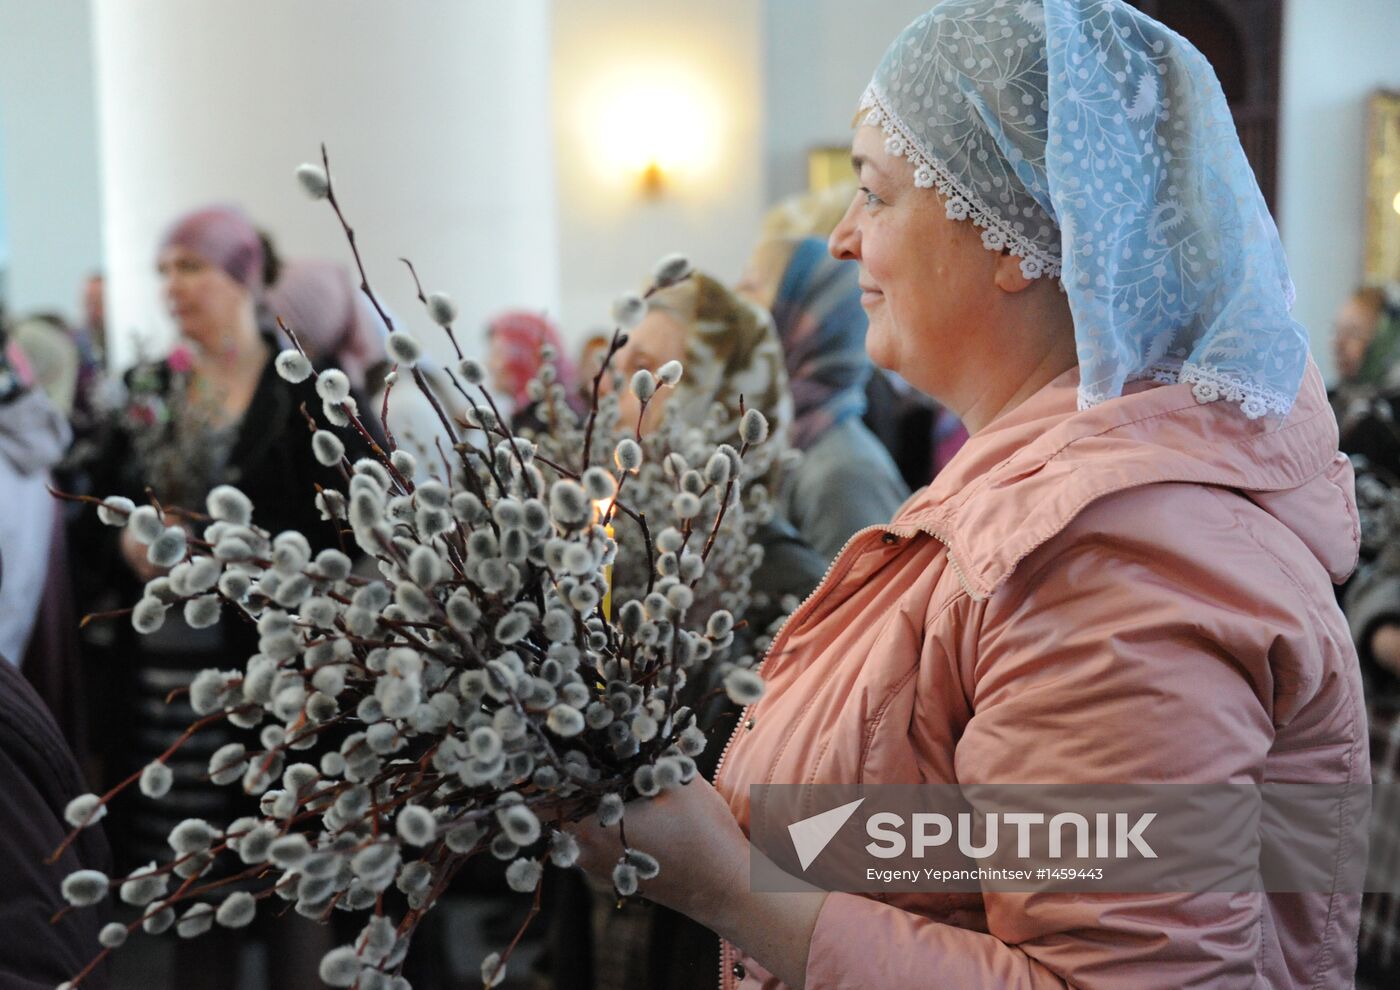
{"left": 2, "top": 0, "right": 1399, "bottom": 986}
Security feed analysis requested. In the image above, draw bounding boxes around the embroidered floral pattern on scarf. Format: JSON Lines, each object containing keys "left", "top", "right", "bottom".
{"left": 650, "top": 273, "right": 794, "bottom": 482}
{"left": 860, "top": 0, "right": 1310, "bottom": 418}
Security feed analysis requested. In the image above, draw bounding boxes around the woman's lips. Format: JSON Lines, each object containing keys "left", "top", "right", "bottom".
{"left": 860, "top": 285, "right": 883, "bottom": 305}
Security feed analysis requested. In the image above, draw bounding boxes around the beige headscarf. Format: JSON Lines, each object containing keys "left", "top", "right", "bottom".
{"left": 738, "top": 181, "right": 858, "bottom": 310}
{"left": 647, "top": 272, "right": 793, "bottom": 463}
{"left": 10, "top": 316, "right": 79, "bottom": 415}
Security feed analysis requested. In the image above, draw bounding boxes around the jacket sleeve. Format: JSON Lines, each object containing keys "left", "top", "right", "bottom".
{"left": 804, "top": 518, "right": 1301, "bottom": 988}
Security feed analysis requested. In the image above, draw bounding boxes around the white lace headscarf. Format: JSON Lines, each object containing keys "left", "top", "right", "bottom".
{"left": 860, "top": 0, "right": 1309, "bottom": 418}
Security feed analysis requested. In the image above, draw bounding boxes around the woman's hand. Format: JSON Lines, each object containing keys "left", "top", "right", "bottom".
{"left": 570, "top": 776, "right": 828, "bottom": 989}
{"left": 571, "top": 775, "right": 750, "bottom": 927}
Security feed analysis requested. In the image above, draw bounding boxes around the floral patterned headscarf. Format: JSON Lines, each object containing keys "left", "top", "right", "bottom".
{"left": 648, "top": 272, "right": 793, "bottom": 459}
{"left": 861, "top": 0, "right": 1308, "bottom": 418}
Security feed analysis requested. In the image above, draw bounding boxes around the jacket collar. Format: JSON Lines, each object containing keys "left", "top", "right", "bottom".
{"left": 894, "top": 361, "right": 1353, "bottom": 600}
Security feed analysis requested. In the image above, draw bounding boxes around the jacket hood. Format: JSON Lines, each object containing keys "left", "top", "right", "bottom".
{"left": 0, "top": 390, "right": 70, "bottom": 477}
{"left": 896, "top": 360, "right": 1358, "bottom": 600}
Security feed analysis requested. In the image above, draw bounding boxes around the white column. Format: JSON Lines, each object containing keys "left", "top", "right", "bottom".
{"left": 0, "top": 0, "right": 104, "bottom": 320}
{"left": 92, "top": 0, "right": 558, "bottom": 369}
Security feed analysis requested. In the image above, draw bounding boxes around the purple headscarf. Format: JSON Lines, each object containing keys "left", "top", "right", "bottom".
{"left": 267, "top": 259, "right": 389, "bottom": 392}
{"left": 159, "top": 205, "right": 265, "bottom": 291}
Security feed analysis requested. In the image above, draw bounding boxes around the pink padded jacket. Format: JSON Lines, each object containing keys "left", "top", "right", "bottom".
{"left": 715, "top": 362, "right": 1367, "bottom": 989}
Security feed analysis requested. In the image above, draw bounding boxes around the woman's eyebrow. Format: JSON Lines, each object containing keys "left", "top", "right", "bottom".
{"left": 851, "top": 153, "right": 884, "bottom": 179}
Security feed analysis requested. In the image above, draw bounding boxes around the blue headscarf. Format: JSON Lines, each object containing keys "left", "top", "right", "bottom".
{"left": 770, "top": 238, "right": 872, "bottom": 451}
{"left": 860, "top": 0, "right": 1309, "bottom": 419}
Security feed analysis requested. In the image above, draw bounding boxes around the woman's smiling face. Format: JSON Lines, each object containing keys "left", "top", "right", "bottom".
{"left": 828, "top": 124, "right": 1007, "bottom": 404}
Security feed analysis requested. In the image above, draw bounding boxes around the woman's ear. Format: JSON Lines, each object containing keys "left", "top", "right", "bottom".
{"left": 992, "top": 251, "right": 1036, "bottom": 294}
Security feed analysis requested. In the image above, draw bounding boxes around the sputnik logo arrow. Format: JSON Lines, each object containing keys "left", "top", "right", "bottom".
{"left": 788, "top": 798, "right": 865, "bottom": 871}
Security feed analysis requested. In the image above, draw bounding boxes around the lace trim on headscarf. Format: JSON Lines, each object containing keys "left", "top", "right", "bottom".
{"left": 1077, "top": 360, "right": 1293, "bottom": 420}
{"left": 859, "top": 84, "right": 1063, "bottom": 282}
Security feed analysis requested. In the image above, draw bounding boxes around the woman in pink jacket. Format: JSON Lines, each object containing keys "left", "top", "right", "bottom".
{"left": 575, "top": 1, "right": 1369, "bottom": 986}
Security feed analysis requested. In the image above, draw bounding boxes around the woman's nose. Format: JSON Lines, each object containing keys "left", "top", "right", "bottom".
{"left": 829, "top": 203, "right": 860, "bottom": 261}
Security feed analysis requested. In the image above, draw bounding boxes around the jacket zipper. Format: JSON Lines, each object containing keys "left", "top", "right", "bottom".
{"left": 712, "top": 519, "right": 969, "bottom": 989}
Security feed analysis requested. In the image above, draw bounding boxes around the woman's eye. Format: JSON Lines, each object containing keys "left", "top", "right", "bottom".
{"left": 862, "top": 188, "right": 883, "bottom": 208}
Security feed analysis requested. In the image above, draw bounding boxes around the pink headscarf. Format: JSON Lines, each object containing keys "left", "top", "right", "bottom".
{"left": 266, "top": 259, "right": 389, "bottom": 392}
{"left": 487, "top": 311, "right": 577, "bottom": 410}
{"left": 159, "top": 205, "right": 265, "bottom": 291}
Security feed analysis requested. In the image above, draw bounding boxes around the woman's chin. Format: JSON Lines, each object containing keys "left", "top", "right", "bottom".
{"left": 864, "top": 327, "right": 899, "bottom": 375}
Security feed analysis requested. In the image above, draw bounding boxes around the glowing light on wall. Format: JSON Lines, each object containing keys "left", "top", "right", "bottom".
{"left": 584, "top": 64, "right": 722, "bottom": 196}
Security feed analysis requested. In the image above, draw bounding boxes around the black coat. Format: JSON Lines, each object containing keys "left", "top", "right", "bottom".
{"left": 0, "top": 655, "right": 111, "bottom": 989}
{"left": 72, "top": 338, "right": 373, "bottom": 804}
{"left": 77, "top": 337, "right": 372, "bottom": 638}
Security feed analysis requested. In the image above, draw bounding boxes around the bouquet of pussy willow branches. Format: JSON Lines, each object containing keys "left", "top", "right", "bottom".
{"left": 47, "top": 149, "right": 774, "bottom": 990}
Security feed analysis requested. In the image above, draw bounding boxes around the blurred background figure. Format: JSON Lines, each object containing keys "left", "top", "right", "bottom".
{"left": 1330, "top": 283, "right": 1400, "bottom": 985}
{"left": 1335, "top": 286, "right": 1400, "bottom": 391}
{"left": 1332, "top": 285, "right": 1400, "bottom": 483}
{"left": 263, "top": 259, "right": 383, "bottom": 397}
{"left": 74, "top": 204, "right": 362, "bottom": 989}
{"left": 764, "top": 236, "right": 907, "bottom": 560}
{"left": 267, "top": 254, "right": 466, "bottom": 463}
{"left": 545, "top": 270, "right": 827, "bottom": 990}
{"left": 486, "top": 309, "right": 579, "bottom": 431}
{"left": 576, "top": 330, "right": 613, "bottom": 400}
{"left": 862, "top": 367, "right": 969, "bottom": 490}
{"left": 267, "top": 256, "right": 385, "bottom": 396}
{"left": 8, "top": 312, "right": 79, "bottom": 415}
{"left": 740, "top": 185, "right": 965, "bottom": 492}
{"left": 54, "top": 274, "right": 117, "bottom": 505}
{"left": 79, "top": 272, "right": 105, "bottom": 357}
{"left": 0, "top": 330, "right": 71, "bottom": 669}
{"left": 0, "top": 320, "right": 85, "bottom": 756}
{"left": 736, "top": 182, "right": 856, "bottom": 310}
{"left": 0, "top": 318, "right": 109, "bottom": 990}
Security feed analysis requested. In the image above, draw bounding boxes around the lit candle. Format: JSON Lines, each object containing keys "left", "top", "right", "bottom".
{"left": 596, "top": 497, "right": 616, "bottom": 621}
